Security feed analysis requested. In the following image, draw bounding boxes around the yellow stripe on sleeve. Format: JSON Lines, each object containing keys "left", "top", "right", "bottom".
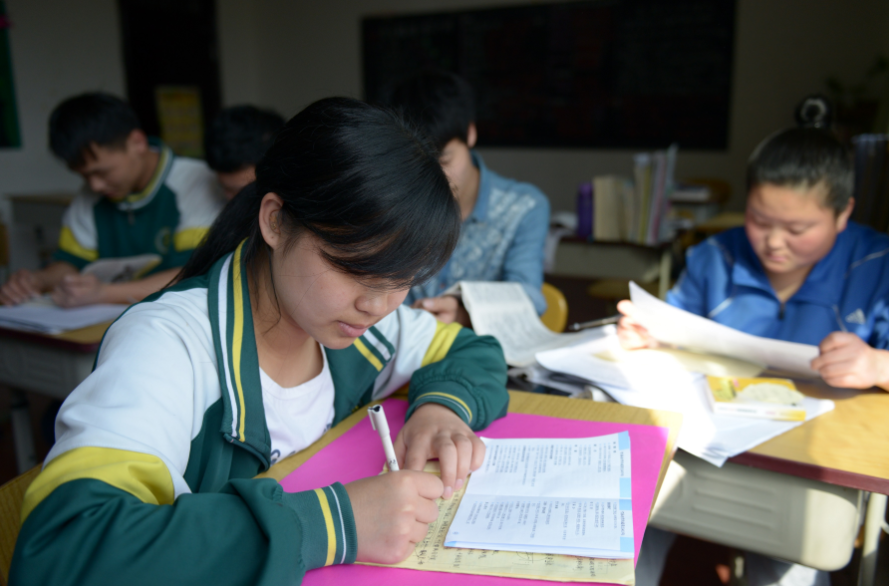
{"left": 415, "top": 391, "right": 472, "bottom": 424}
{"left": 421, "top": 321, "right": 463, "bottom": 367}
{"left": 57, "top": 226, "right": 99, "bottom": 262}
{"left": 22, "top": 447, "right": 175, "bottom": 523}
{"left": 353, "top": 338, "right": 383, "bottom": 371}
{"left": 173, "top": 227, "right": 210, "bottom": 251}
{"left": 313, "top": 488, "right": 337, "bottom": 566}
{"left": 232, "top": 241, "right": 248, "bottom": 441}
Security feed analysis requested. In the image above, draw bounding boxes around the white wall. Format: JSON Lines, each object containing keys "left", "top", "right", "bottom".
{"left": 218, "top": 0, "right": 889, "bottom": 212}
{"left": 0, "top": 0, "right": 125, "bottom": 208}
{"left": 2, "top": 0, "right": 887, "bottom": 214}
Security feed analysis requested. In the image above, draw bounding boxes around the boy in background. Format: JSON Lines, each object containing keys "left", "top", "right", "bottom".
{"left": 622, "top": 127, "right": 888, "bottom": 586}
{"left": 204, "top": 105, "right": 285, "bottom": 200}
{"left": 0, "top": 92, "right": 223, "bottom": 307}
{"left": 384, "top": 70, "right": 550, "bottom": 326}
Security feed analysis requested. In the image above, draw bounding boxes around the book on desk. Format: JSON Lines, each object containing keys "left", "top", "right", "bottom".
{"left": 279, "top": 397, "right": 674, "bottom": 585}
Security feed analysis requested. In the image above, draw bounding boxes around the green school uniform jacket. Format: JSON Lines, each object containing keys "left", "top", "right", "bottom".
{"left": 10, "top": 241, "right": 509, "bottom": 586}
{"left": 53, "top": 140, "right": 223, "bottom": 273}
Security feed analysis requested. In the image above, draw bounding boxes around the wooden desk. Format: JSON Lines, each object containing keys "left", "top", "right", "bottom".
{"left": 648, "top": 380, "right": 888, "bottom": 584}
{"left": 0, "top": 322, "right": 111, "bottom": 471}
{"left": 731, "top": 381, "right": 889, "bottom": 493}
{"left": 261, "top": 390, "right": 684, "bottom": 513}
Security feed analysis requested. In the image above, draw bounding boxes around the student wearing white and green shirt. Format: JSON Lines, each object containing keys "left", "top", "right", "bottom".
{"left": 0, "top": 93, "right": 222, "bottom": 308}
{"left": 10, "top": 97, "right": 509, "bottom": 586}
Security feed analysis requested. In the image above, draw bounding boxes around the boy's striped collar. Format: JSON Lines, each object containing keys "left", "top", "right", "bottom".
{"left": 114, "top": 140, "right": 174, "bottom": 212}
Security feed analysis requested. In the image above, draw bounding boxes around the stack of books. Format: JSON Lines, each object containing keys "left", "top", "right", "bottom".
{"left": 589, "top": 145, "right": 678, "bottom": 244}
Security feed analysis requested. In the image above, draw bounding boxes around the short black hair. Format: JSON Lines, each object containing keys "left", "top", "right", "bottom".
{"left": 179, "top": 97, "right": 460, "bottom": 290}
{"left": 747, "top": 128, "right": 853, "bottom": 214}
{"left": 382, "top": 70, "right": 475, "bottom": 151}
{"left": 204, "top": 105, "right": 285, "bottom": 173}
{"left": 48, "top": 93, "right": 141, "bottom": 168}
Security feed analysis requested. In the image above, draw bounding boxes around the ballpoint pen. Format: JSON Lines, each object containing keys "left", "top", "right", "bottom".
{"left": 368, "top": 404, "right": 400, "bottom": 472}
{"left": 567, "top": 315, "right": 620, "bottom": 332}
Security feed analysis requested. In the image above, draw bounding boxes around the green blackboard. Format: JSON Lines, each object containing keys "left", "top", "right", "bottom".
{"left": 0, "top": 0, "right": 20, "bottom": 148}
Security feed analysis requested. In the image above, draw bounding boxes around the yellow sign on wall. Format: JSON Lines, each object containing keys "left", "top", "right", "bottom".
{"left": 155, "top": 85, "right": 204, "bottom": 158}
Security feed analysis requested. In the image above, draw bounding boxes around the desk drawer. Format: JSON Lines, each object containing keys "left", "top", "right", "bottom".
{"left": 650, "top": 450, "right": 862, "bottom": 571}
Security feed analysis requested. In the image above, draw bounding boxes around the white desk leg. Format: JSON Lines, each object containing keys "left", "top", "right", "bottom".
{"left": 859, "top": 491, "right": 887, "bottom": 586}
{"left": 10, "top": 389, "right": 38, "bottom": 473}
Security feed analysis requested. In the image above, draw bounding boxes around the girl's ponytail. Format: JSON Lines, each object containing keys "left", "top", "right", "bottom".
{"left": 176, "top": 183, "right": 264, "bottom": 282}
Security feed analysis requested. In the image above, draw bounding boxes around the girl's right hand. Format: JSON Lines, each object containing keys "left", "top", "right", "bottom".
{"left": 616, "top": 300, "right": 657, "bottom": 350}
{"left": 344, "top": 470, "right": 443, "bottom": 564}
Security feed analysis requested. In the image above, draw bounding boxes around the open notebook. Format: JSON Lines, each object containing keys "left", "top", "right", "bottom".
{"left": 445, "top": 434, "right": 635, "bottom": 559}
{"left": 281, "top": 398, "right": 671, "bottom": 585}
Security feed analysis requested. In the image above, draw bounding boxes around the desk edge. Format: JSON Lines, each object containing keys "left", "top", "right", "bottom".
{"left": 729, "top": 452, "right": 889, "bottom": 495}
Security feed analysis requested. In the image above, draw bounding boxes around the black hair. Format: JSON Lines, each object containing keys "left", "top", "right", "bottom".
{"left": 746, "top": 127, "right": 853, "bottom": 214}
{"left": 178, "top": 97, "right": 460, "bottom": 291}
{"left": 204, "top": 105, "right": 286, "bottom": 172}
{"left": 382, "top": 70, "right": 476, "bottom": 151}
{"left": 48, "top": 92, "right": 141, "bottom": 168}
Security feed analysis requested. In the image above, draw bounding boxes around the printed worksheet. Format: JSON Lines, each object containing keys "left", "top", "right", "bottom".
{"left": 444, "top": 435, "right": 634, "bottom": 558}
{"left": 360, "top": 461, "right": 635, "bottom": 584}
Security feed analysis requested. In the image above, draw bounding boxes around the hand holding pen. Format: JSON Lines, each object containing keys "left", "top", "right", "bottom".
{"left": 341, "top": 403, "right": 443, "bottom": 564}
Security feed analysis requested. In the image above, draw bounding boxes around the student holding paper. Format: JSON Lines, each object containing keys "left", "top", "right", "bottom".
{"left": 10, "top": 98, "right": 509, "bottom": 586}
{"left": 619, "top": 127, "right": 889, "bottom": 392}
{"left": 0, "top": 93, "right": 223, "bottom": 308}
{"left": 383, "top": 70, "right": 551, "bottom": 326}
{"left": 621, "top": 128, "right": 881, "bottom": 585}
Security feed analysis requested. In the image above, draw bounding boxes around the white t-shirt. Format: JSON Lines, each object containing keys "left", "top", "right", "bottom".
{"left": 260, "top": 346, "right": 335, "bottom": 465}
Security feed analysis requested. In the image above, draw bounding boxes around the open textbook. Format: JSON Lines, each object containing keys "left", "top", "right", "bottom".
{"left": 444, "top": 435, "right": 634, "bottom": 559}
{"left": 0, "top": 255, "right": 158, "bottom": 334}
{"left": 446, "top": 281, "right": 597, "bottom": 366}
{"left": 536, "top": 336, "right": 833, "bottom": 467}
{"left": 82, "top": 254, "right": 161, "bottom": 283}
{"left": 630, "top": 282, "right": 819, "bottom": 377}
{"left": 363, "top": 461, "right": 635, "bottom": 584}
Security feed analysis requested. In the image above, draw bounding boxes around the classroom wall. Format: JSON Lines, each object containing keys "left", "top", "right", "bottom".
{"left": 217, "top": 0, "right": 889, "bottom": 213}
{"left": 0, "top": 0, "right": 125, "bottom": 272}
{"left": 0, "top": 0, "right": 125, "bottom": 204}
{"left": 1, "top": 0, "right": 887, "bottom": 214}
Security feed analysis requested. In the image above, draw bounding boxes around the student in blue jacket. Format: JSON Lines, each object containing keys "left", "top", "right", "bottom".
{"left": 620, "top": 128, "right": 884, "bottom": 586}
{"left": 620, "top": 127, "right": 889, "bottom": 392}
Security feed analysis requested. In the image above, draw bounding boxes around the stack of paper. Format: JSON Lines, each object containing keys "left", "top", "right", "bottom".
{"left": 445, "top": 435, "right": 634, "bottom": 558}
{"left": 536, "top": 335, "right": 834, "bottom": 467}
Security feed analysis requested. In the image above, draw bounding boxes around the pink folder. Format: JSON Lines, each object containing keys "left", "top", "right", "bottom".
{"left": 282, "top": 398, "right": 670, "bottom": 585}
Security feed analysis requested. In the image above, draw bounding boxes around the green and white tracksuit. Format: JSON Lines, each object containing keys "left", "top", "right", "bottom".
{"left": 53, "top": 139, "right": 224, "bottom": 273}
{"left": 11, "top": 241, "right": 509, "bottom": 586}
